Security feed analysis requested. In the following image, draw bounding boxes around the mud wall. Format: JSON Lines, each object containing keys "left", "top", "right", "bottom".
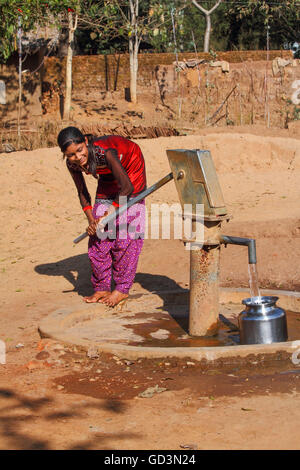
{"left": 155, "top": 59, "right": 300, "bottom": 128}
{"left": 0, "top": 49, "right": 296, "bottom": 127}
{"left": 42, "top": 50, "right": 292, "bottom": 95}
{"left": 40, "top": 50, "right": 299, "bottom": 128}
{"left": 0, "top": 50, "right": 45, "bottom": 121}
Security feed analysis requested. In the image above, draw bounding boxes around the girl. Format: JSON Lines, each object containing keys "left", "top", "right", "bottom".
{"left": 57, "top": 126, "right": 146, "bottom": 307}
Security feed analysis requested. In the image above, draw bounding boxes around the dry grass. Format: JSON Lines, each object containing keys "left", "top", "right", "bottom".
{"left": 0, "top": 120, "right": 180, "bottom": 153}
{"left": 0, "top": 120, "right": 63, "bottom": 152}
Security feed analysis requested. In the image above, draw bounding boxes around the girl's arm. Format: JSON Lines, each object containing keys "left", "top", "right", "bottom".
{"left": 105, "top": 148, "right": 134, "bottom": 205}
{"left": 67, "top": 163, "right": 94, "bottom": 224}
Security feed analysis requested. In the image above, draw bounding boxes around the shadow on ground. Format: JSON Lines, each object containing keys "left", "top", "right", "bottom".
{"left": 0, "top": 387, "right": 137, "bottom": 450}
{"left": 35, "top": 254, "right": 189, "bottom": 330}
{"left": 35, "top": 254, "right": 187, "bottom": 299}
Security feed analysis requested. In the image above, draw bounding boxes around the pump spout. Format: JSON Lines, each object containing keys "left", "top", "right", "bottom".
{"left": 220, "top": 235, "right": 257, "bottom": 265}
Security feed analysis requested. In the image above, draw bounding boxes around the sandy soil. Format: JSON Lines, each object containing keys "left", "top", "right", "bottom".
{"left": 0, "top": 124, "right": 300, "bottom": 450}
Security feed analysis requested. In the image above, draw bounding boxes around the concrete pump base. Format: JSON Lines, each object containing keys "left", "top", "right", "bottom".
{"left": 38, "top": 288, "right": 300, "bottom": 362}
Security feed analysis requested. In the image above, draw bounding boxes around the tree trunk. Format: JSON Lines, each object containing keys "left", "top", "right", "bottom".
{"left": 128, "top": 0, "right": 139, "bottom": 104}
{"left": 129, "top": 35, "right": 138, "bottom": 103}
{"left": 203, "top": 13, "right": 211, "bottom": 52}
{"left": 63, "top": 12, "right": 78, "bottom": 121}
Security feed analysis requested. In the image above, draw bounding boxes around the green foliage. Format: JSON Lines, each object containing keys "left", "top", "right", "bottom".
{"left": 77, "top": 0, "right": 173, "bottom": 53}
{"left": 77, "top": 0, "right": 227, "bottom": 54}
{"left": 76, "top": 0, "right": 129, "bottom": 53}
{"left": 144, "top": 1, "right": 178, "bottom": 52}
{"left": 144, "top": 1, "right": 228, "bottom": 53}
{"left": 2, "top": 0, "right": 299, "bottom": 61}
{"left": 227, "top": 0, "right": 300, "bottom": 49}
{"left": 76, "top": 28, "right": 128, "bottom": 54}
{"left": 181, "top": 2, "right": 228, "bottom": 52}
{"left": 0, "top": 0, "right": 78, "bottom": 62}
{"left": 289, "top": 105, "right": 300, "bottom": 121}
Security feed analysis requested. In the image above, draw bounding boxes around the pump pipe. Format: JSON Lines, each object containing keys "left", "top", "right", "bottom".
{"left": 220, "top": 235, "right": 257, "bottom": 264}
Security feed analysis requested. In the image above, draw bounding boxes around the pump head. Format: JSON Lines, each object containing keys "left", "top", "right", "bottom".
{"left": 166, "top": 149, "right": 228, "bottom": 220}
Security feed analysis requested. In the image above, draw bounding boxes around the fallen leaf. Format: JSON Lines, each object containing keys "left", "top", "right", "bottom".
{"left": 180, "top": 443, "right": 198, "bottom": 450}
{"left": 138, "top": 385, "right": 167, "bottom": 398}
{"left": 87, "top": 346, "right": 100, "bottom": 359}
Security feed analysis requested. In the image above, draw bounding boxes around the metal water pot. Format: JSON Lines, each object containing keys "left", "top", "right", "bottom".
{"left": 238, "top": 296, "right": 288, "bottom": 345}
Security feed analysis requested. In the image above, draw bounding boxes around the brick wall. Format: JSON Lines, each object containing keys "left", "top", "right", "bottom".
{"left": 1, "top": 49, "right": 294, "bottom": 120}
{"left": 43, "top": 49, "right": 293, "bottom": 94}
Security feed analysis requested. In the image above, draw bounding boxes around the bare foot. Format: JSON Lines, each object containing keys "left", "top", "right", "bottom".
{"left": 83, "top": 291, "right": 111, "bottom": 303}
{"left": 101, "top": 290, "right": 128, "bottom": 307}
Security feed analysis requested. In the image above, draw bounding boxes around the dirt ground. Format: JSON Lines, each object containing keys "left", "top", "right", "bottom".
{"left": 0, "top": 119, "right": 300, "bottom": 450}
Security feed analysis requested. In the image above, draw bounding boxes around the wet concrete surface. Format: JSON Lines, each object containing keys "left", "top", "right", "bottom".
{"left": 125, "top": 309, "right": 300, "bottom": 348}
{"left": 38, "top": 290, "right": 300, "bottom": 365}
{"left": 65, "top": 307, "right": 300, "bottom": 348}
{"left": 122, "top": 311, "right": 233, "bottom": 347}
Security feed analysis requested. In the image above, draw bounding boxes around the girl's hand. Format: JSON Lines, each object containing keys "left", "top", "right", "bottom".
{"left": 95, "top": 213, "right": 108, "bottom": 234}
{"left": 97, "top": 205, "right": 116, "bottom": 232}
{"left": 86, "top": 217, "right": 101, "bottom": 236}
{"left": 86, "top": 205, "right": 117, "bottom": 236}
{"left": 86, "top": 210, "right": 110, "bottom": 236}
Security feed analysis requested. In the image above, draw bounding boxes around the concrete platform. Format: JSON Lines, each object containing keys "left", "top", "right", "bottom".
{"left": 38, "top": 288, "right": 300, "bottom": 362}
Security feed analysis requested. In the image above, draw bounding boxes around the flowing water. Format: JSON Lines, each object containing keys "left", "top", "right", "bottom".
{"left": 248, "top": 263, "right": 261, "bottom": 302}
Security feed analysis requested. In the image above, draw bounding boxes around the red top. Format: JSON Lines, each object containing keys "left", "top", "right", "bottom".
{"left": 66, "top": 135, "right": 146, "bottom": 210}
{"left": 93, "top": 135, "right": 146, "bottom": 199}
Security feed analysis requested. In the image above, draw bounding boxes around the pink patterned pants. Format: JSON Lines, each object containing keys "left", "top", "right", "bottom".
{"left": 88, "top": 199, "right": 145, "bottom": 294}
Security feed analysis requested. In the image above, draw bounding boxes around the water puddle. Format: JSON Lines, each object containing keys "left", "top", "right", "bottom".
{"left": 124, "top": 310, "right": 300, "bottom": 348}
{"left": 122, "top": 311, "right": 234, "bottom": 347}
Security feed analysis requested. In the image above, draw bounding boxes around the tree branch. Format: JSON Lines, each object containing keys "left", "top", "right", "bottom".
{"left": 191, "top": 0, "right": 223, "bottom": 16}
